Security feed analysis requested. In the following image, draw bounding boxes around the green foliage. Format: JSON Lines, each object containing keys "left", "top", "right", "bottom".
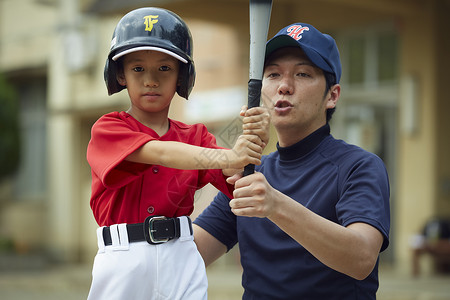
{"left": 0, "top": 75, "right": 20, "bottom": 180}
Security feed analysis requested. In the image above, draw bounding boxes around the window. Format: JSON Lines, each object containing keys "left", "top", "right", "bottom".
{"left": 347, "top": 37, "right": 366, "bottom": 85}
{"left": 377, "top": 33, "right": 398, "bottom": 82}
{"left": 12, "top": 76, "right": 47, "bottom": 202}
{"left": 340, "top": 29, "right": 398, "bottom": 88}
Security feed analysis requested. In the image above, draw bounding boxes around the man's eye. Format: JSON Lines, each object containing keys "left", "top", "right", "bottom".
{"left": 298, "top": 72, "right": 310, "bottom": 78}
{"left": 267, "top": 72, "right": 279, "bottom": 78}
{"left": 133, "top": 67, "right": 144, "bottom": 72}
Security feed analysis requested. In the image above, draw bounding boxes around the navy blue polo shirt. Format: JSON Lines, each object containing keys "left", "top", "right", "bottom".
{"left": 194, "top": 124, "right": 390, "bottom": 300}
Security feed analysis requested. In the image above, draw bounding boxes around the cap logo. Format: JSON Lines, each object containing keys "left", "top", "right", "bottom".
{"left": 286, "top": 25, "right": 309, "bottom": 41}
{"left": 143, "top": 15, "right": 159, "bottom": 32}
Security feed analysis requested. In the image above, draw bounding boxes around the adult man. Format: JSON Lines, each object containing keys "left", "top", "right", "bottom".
{"left": 193, "top": 23, "right": 390, "bottom": 299}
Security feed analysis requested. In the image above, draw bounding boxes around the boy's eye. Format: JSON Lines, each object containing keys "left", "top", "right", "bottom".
{"left": 159, "top": 65, "right": 171, "bottom": 71}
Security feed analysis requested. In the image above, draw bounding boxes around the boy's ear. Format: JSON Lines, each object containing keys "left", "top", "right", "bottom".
{"left": 117, "top": 72, "right": 126, "bottom": 86}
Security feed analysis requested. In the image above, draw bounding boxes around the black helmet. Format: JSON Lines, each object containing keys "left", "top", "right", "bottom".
{"left": 104, "top": 7, "right": 195, "bottom": 99}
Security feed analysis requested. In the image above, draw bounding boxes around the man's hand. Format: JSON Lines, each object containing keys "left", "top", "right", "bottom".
{"left": 228, "top": 172, "right": 278, "bottom": 218}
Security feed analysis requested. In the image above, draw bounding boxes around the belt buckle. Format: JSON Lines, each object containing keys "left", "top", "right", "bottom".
{"left": 148, "top": 216, "right": 169, "bottom": 244}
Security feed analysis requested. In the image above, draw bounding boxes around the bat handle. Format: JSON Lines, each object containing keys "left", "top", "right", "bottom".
{"left": 243, "top": 164, "right": 255, "bottom": 176}
{"left": 247, "top": 79, "right": 262, "bottom": 109}
{"left": 243, "top": 79, "right": 262, "bottom": 176}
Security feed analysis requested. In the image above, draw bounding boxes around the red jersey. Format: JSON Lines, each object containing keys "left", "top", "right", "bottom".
{"left": 87, "top": 111, "right": 233, "bottom": 226}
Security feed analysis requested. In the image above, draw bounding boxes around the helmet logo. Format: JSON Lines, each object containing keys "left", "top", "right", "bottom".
{"left": 143, "top": 15, "right": 159, "bottom": 32}
{"left": 286, "top": 25, "right": 309, "bottom": 41}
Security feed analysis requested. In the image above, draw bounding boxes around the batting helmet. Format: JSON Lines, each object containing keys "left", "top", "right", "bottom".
{"left": 104, "top": 7, "right": 195, "bottom": 99}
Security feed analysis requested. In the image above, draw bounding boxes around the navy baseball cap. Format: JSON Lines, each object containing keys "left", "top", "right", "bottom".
{"left": 266, "top": 23, "right": 342, "bottom": 83}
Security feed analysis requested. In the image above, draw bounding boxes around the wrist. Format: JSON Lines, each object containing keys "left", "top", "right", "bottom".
{"left": 224, "top": 149, "right": 240, "bottom": 169}
{"left": 267, "top": 189, "right": 290, "bottom": 221}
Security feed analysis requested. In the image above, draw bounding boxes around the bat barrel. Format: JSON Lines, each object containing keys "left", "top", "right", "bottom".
{"left": 249, "top": 0, "right": 272, "bottom": 80}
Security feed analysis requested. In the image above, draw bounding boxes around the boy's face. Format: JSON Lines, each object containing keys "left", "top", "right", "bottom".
{"left": 117, "top": 50, "right": 180, "bottom": 115}
{"left": 262, "top": 47, "right": 338, "bottom": 137}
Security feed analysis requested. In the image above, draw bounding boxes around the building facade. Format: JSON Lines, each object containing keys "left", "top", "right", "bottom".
{"left": 1, "top": 0, "right": 450, "bottom": 275}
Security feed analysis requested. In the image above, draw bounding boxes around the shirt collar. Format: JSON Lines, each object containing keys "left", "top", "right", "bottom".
{"left": 276, "top": 124, "right": 330, "bottom": 161}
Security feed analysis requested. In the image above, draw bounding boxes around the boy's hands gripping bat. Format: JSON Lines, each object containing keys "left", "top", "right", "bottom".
{"left": 243, "top": 0, "right": 272, "bottom": 176}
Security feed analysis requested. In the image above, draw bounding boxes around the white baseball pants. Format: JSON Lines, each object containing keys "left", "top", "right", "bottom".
{"left": 87, "top": 217, "right": 207, "bottom": 300}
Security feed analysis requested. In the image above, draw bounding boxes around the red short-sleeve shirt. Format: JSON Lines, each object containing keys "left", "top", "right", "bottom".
{"left": 87, "top": 111, "right": 233, "bottom": 226}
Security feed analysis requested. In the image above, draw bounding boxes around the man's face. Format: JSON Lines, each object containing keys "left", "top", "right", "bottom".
{"left": 262, "top": 47, "right": 337, "bottom": 141}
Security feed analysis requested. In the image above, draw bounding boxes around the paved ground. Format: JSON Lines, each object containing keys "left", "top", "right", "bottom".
{"left": 378, "top": 270, "right": 450, "bottom": 300}
{"left": 0, "top": 259, "right": 449, "bottom": 299}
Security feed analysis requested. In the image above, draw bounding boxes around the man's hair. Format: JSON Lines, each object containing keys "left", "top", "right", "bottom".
{"left": 324, "top": 71, "right": 336, "bottom": 122}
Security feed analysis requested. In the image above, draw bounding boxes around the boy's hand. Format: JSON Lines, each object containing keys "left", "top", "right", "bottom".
{"left": 227, "top": 134, "right": 263, "bottom": 169}
{"left": 241, "top": 105, "right": 270, "bottom": 149}
{"left": 222, "top": 168, "right": 242, "bottom": 177}
{"left": 222, "top": 106, "right": 269, "bottom": 177}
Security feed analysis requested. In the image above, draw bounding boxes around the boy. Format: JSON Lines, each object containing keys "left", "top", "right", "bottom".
{"left": 87, "top": 7, "right": 268, "bottom": 300}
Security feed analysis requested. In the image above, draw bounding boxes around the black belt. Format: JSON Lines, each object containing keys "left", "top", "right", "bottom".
{"left": 103, "top": 216, "right": 192, "bottom": 245}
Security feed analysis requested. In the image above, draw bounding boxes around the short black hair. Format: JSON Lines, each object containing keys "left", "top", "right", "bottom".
{"left": 324, "top": 71, "right": 336, "bottom": 122}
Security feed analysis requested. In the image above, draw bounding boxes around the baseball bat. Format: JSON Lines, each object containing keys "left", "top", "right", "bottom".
{"left": 243, "top": 0, "right": 272, "bottom": 176}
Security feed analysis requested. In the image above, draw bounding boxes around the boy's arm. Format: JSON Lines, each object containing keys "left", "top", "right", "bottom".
{"left": 125, "top": 135, "right": 262, "bottom": 170}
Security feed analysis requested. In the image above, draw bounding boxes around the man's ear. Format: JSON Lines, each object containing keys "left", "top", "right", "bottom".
{"left": 326, "top": 84, "right": 340, "bottom": 109}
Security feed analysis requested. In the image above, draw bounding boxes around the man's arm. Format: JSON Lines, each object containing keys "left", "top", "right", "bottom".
{"left": 193, "top": 224, "right": 227, "bottom": 267}
{"left": 228, "top": 172, "right": 384, "bottom": 280}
